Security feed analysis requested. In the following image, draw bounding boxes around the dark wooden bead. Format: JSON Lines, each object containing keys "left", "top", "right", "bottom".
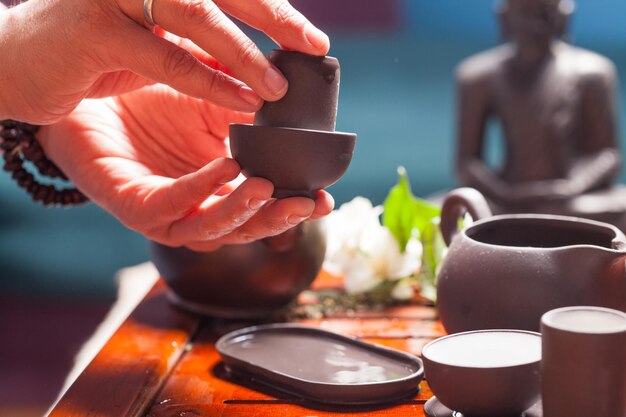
{"left": 23, "top": 146, "right": 44, "bottom": 162}
{"left": 0, "top": 120, "right": 18, "bottom": 128}
{"left": 72, "top": 190, "right": 87, "bottom": 204}
{"left": 62, "top": 191, "right": 72, "bottom": 205}
{"left": 1, "top": 128, "right": 19, "bottom": 140}
{"left": 4, "top": 152, "right": 21, "bottom": 164}
{"left": 44, "top": 192, "right": 55, "bottom": 205}
{"left": 3, "top": 161, "right": 21, "bottom": 172}
{"left": 34, "top": 186, "right": 50, "bottom": 202}
{"left": 12, "top": 170, "right": 35, "bottom": 187}
{"left": 0, "top": 140, "right": 18, "bottom": 151}
{"left": 11, "top": 169, "right": 28, "bottom": 180}
{"left": 40, "top": 166, "right": 56, "bottom": 177}
{"left": 26, "top": 182, "right": 38, "bottom": 194}
{"left": 22, "top": 124, "right": 39, "bottom": 134}
{"left": 1, "top": 120, "right": 89, "bottom": 206}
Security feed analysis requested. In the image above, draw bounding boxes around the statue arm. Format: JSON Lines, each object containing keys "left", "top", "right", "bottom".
{"left": 455, "top": 69, "right": 509, "bottom": 201}
{"left": 565, "top": 68, "right": 621, "bottom": 194}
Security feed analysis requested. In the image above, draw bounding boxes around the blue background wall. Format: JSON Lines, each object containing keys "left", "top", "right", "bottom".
{"left": 406, "top": 0, "right": 626, "bottom": 45}
{"left": 2, "top": 0, "right": 626, "bottom": 296}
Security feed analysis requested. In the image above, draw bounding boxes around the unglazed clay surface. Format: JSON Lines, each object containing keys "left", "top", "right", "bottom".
{"left": 230, "top": 49, "right": 356, "bottom": 198}
{"left": 437, "top": 188, "right": 626, "bottom": 333}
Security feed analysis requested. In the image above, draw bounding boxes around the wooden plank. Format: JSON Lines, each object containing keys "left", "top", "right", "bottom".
{"left": 145, "top": 324, "right": 437, "bottom": 417}
{"left": 361, "top": 337, "right": 437, "bottom": 357}
{"left": 327, "top": 305, "right": 438, "bottom": 320}
{"left": 296, "top": 317, "right": 444, "bottom": 339}
{"left": 48, "top": 280, "right": 200, "bottom": 417}
{"left": 145, "top": 303, "right": 443, "bottom": 417}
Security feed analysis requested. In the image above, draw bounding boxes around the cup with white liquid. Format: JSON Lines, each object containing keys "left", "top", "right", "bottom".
{"left": 422, "top": 330, "right": 542, "bottom": 417}
{"left": 541, "top": 306, "right": 626, "bottom": 417}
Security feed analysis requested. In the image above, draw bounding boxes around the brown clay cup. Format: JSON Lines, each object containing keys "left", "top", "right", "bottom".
{"left": 230, "top": 124, "right": 355, "bottom": 198}
{"left": 422, "top": 329, "right": 542, "bottom": 417}
{"left": 541, "top": 306, "right": 626, "bottom": 417}
{"left": 230, "top": 49, "right": 356, "bottom": 198}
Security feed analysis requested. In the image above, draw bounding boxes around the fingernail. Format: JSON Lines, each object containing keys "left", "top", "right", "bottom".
{"left": 238, "top": 85, "right": 262, "bottom": 106}
{"left": 287, "top": 215, "right": 306, "bottom": 225}
{"left": 248, "top": 198, "right": 267, "bottom": 210}
{"left": 264, "top": 67, "right": 288, "bottom": 96}
{"left": 305, "top": 26, "right": 330, "bottom": 51}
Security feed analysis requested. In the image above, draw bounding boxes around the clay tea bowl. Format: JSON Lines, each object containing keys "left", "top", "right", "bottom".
{"left": 229, "top": 124, "right": 356, "bottom": 198}
{"left": 422, "top": 330, "right": 542, "bottom": 417}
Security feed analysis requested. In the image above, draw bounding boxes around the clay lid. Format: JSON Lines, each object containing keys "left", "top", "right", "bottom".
{"left": 254, "top": 49, "right": 340, "bottom": 132}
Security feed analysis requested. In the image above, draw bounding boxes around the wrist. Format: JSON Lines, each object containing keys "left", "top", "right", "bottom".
{"left": 0, "top": 7, "right": 23, "bottom": 120}
{"left": 0, "top": 11, "right": 12, "bottom": 118}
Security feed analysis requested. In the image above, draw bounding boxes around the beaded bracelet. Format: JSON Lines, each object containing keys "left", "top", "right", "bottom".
{"left": 0, "top": 120, "right": 88, "bottom": 206}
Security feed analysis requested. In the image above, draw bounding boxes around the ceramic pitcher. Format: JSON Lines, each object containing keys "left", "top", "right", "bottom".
{"left": 437, "top": 188, "right": 626, "bottom": 333}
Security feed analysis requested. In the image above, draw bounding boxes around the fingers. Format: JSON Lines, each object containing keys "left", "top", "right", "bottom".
{"left": 310, "top": 190, "right": 334, "bottom": 220}
{"left": 149, "top": 0, "right": 288, "bottom": 101}
{"left": 156, "top": 167, "right": 333, "bottom": 248}
{"left": 114, "top": 0, "right": 330, "bottom": 102}
{"left": 167, "top": 177, "right": 274, "bottom": 243}
{"left": 214, "top": 0, "right": 329, "bottom": 55}
{"left": 221, "top": 196, "right": 315, "bottom": 243}
{"left": 186, "top": 196, "right": 315, "bottom": 251}
{"left": 111, "top": 21, "right": 263, "bottom": 110}
{"left": 146, "top": 158, "right": 241, "bottom": 220}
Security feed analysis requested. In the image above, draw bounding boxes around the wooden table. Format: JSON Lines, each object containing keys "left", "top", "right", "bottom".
{"left": 49, "top": 273, "right": 445, "bottom": 417}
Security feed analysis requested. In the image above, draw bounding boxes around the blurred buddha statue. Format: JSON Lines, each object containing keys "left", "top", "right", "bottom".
{"left": 456, "top": 0, "right": 626, "bottom": 228}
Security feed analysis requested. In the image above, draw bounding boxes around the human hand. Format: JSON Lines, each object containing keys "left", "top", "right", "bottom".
{"left": 37, "top": 85, "right": 334, "bottom": 251}
{"left": 0, "top": 0, "right": 329, "bottom": 124}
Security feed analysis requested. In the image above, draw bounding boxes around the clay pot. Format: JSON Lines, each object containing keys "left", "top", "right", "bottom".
{"left": 150, "top": 221, "right": 326, "bottom": 318}
{"left": 230, "top": 124, "right": 355, "bottom": 198}
{"left": 437, "top": 187, "right": 626, "bottom": 333}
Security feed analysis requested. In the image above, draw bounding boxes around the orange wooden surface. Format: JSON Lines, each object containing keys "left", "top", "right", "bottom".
{"left": 49, "top": 282, "right": 201, "bottom": 417}
{"left": 50, "top": 274, "right": 445, "bottom": 417}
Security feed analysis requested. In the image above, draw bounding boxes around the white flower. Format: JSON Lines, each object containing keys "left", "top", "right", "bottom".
{"left": 390, "top": 279, "right": 415, "bottom": 301}
{"left": 323, "top": 197, "right": 422, "bottom": 295}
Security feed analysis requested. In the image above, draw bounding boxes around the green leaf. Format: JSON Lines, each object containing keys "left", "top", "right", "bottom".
{"left": 382, "top": 167, "right": 444, "bottom": 302}
{"left": 417, "top": 217, "right": 445, "bottom": 301}
{"left": 382, "top": 166, "right": 440, "bottom": 252}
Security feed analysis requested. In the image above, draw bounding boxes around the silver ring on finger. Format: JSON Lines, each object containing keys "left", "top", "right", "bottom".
{"left": 143, "top": 0, "right": 156, "bottom": 27}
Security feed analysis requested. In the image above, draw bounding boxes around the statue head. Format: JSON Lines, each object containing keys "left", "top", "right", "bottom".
{"left": 498, "top": 0, "right": 575, "bottom": 46}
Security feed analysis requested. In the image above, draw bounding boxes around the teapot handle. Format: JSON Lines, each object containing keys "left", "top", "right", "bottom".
{"left": 440, "top": 188, "right": 493, "bottom": 246}
{"left": 611, "top": 229, "right": 626, "bottom": 251}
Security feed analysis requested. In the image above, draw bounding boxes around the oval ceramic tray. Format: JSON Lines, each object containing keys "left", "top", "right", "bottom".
{"left": 216, "top": 323, "right": 424, "bottom": 405}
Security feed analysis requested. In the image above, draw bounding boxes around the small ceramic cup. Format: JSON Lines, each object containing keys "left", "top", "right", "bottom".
{"left": 541, "top": 306, "right": 626, "bottom": 417}
{"left": 422, "top": 329, "right": 542, "bottom": 417}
